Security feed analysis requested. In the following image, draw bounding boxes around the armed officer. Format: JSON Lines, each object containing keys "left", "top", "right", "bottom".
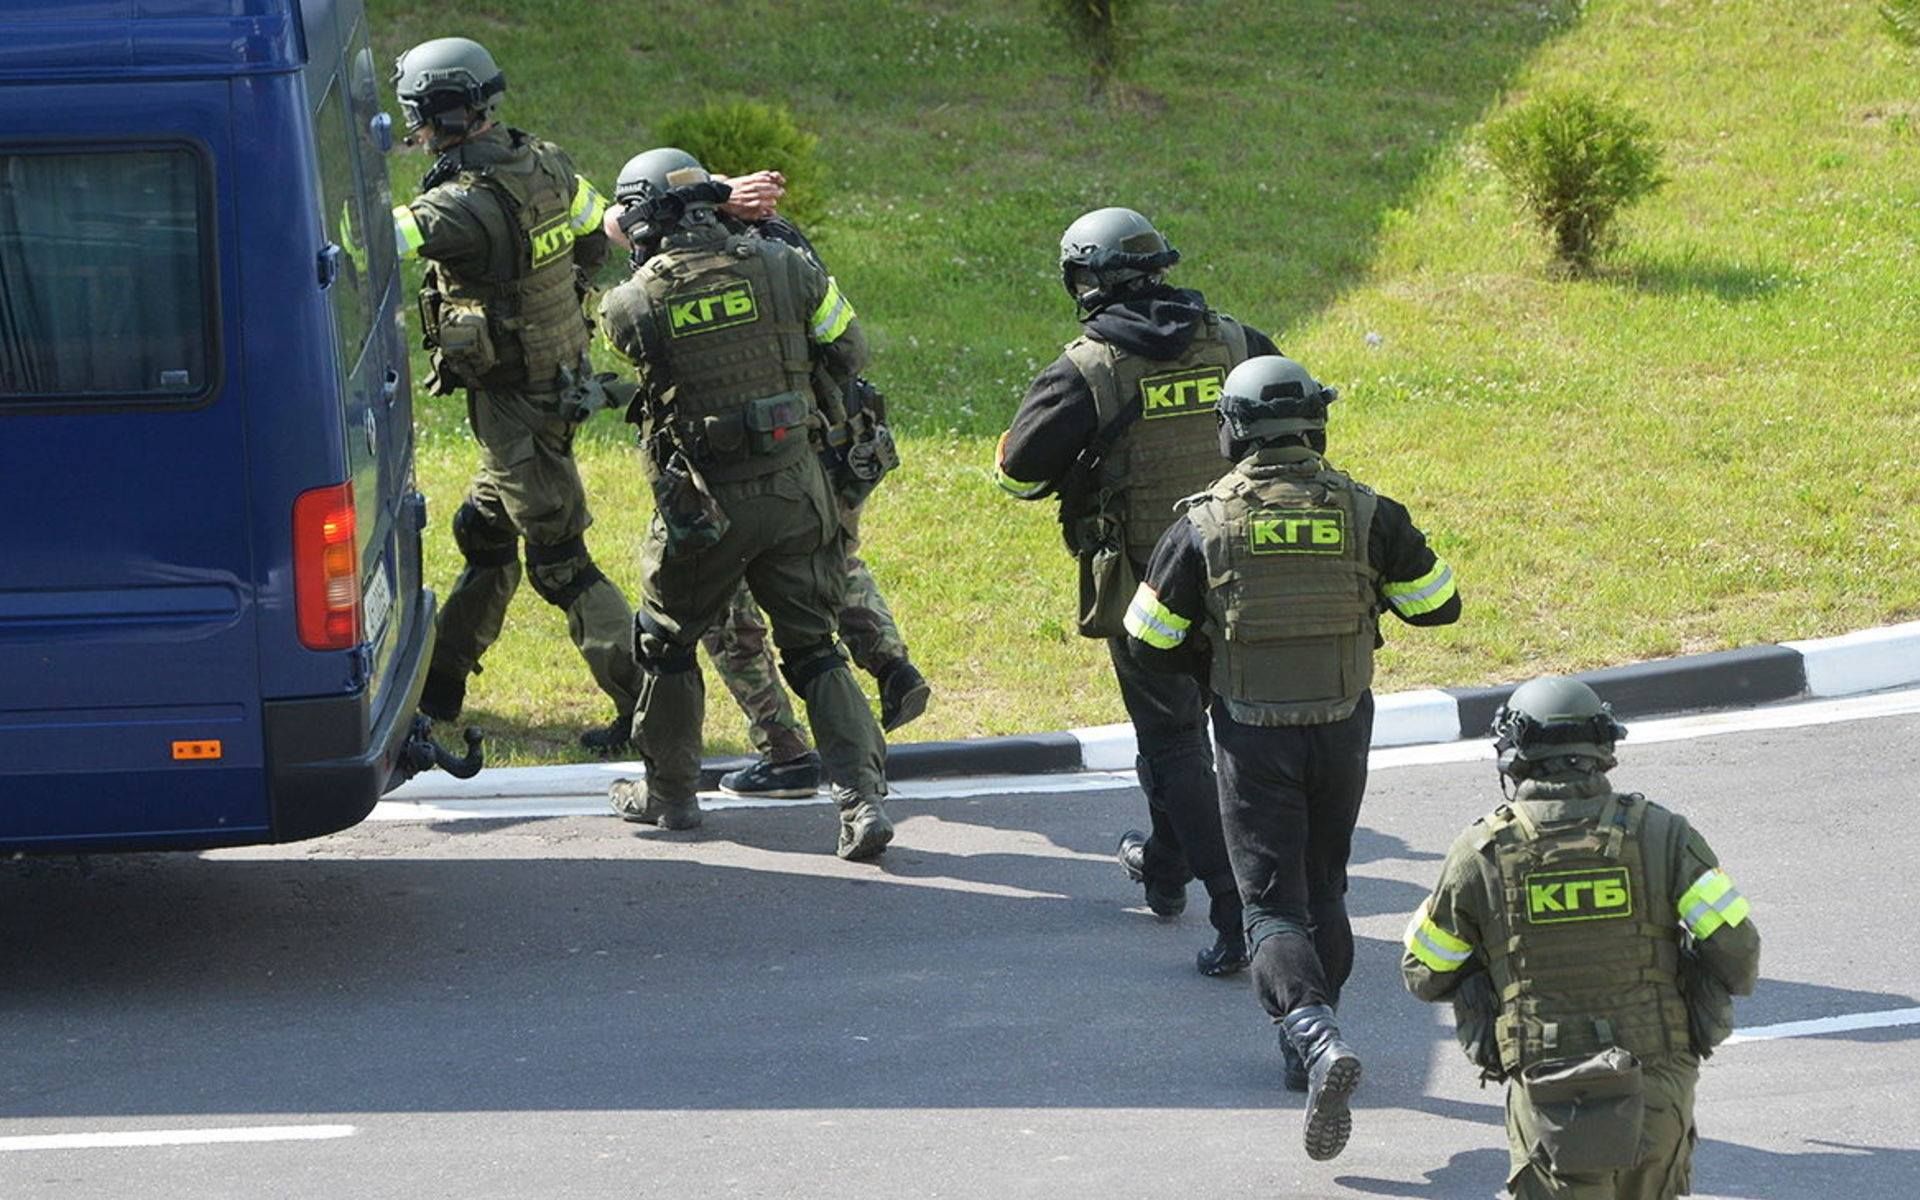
{"left": 997, "top": 208, "right": 1281, "bottom": 977}
{"left": 1403, "top": 676, "right": 1761, "bottom": 1199}
{"left": 597, "top": 149, "right": 892, "bottom": 859}
{"left": 1125, "top": 355, "right": 1461, "bottom": 1160}
{"left": 390, "top": 37, "right": 642, "bottom": 745}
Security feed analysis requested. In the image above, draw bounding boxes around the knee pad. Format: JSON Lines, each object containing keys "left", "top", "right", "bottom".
{"left": 452, "top": 501, "right": 517, "bottom": 568}
{"left": 633, "top": 610, "right": 698, "bottom": 674}
{"left": 779, "top": 643, "right": 848, "bottom": 693}
{"left": 524, "top": 534, "right": 609, "bottom": 610}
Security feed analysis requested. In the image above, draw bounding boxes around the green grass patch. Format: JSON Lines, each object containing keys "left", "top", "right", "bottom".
{"left": 383, "top": 0, "right": 1920, "bottom": 765}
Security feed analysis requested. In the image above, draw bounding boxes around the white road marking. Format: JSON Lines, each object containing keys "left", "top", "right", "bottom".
{"left": 0, "top": 1124, "right": 355, "bottom": 1152}
{"left": 1724, "top": 1006, "right": 1920, "bottom": 1045}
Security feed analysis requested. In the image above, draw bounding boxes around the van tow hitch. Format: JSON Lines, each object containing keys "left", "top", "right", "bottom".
{"left": 400, "top": 716, "right": 485, "bottom": 780}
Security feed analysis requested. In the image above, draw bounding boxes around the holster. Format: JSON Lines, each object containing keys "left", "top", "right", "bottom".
{"left": 650, "top": 445, "right": 729, "bottom": 552}
{"left": 1513, "top": 1047, "right": 1647, "bottom": 1175}
{"left": 1073, "top": 510, "right": 1134, "bottom": 640}
{"left": 821, "top": 409, "right": 899, "bottom": 506}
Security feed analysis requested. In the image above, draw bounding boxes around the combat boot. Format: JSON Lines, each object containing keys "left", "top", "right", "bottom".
{"left": 1196, "top": 930, "right": 1249, "bottom": 978}
{"left": 579, "top": 711, "right": 634, "bottom": 756}
{"left": 877, "top": 659, "right": 931, "bottom": 732}
{"left": 1278, "top": 1028, "right": 1309, "bottom": 1092}
{"left": 608, "top": 779, "right": 702, "bottom": 830}
{"left": 1116, "top": 830, "right": 1187, "bottom": 917}
{"left": 835, "top": 790, "right": 893, "bottom": 860}
{"left": 1281, "top": 1004, "right": 1362, "bottom": 1161}
{"left": 418, "top": 664, "right": 467, "bottom": 723}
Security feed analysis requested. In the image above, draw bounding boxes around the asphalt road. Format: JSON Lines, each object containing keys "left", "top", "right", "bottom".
{"left": 3, "top": 706, "right": 1917, "bottom": 1198}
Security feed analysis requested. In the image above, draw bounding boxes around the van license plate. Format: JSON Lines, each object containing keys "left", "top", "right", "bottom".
{"left": 362, "top": 561, "right": 393, "bottom": 643}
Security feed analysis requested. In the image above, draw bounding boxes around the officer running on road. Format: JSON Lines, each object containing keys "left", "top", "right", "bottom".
{"left": 597, "top": 149, "right": 892, "bottom": 858}
{"left": 997, "top": 207, "right": 1281, "bottom": 977}
{"left": 390, "top": 36, "right": 642, "bottom": 745}
{"left": 1403, "top": 676, "right": 1761, "bottom": 1200}
{"left": 1125, "top": 354, "right": 1461, "bottom": 1160}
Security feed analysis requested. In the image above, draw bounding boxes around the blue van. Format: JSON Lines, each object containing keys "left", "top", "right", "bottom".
{"left": 0, "top": 0, "right": 470, "bottom": 850}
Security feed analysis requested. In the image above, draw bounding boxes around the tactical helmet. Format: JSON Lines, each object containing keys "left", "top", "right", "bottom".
{"left": 612, "top": 147, "right": 731, "bottom": 243}
{"left": 1058, "top": 207, "right": 1180, "bottom": 313}
{"left": 392, "top": 37, "right": 506, "bottom": 138}
{"left": 1215, "top": 355, "right": 1339, "bottom": 457}
{"left": 1490, "top": 676, "right": 1627, "bottom": 781}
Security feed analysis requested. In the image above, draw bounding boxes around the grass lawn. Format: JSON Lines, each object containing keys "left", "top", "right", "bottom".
{"left": 381, "top": 0, "right": 1920, "bottom": 765}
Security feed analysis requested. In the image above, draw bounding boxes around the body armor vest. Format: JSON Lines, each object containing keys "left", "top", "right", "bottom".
{"left": 424, "top": 130, "right": 590, "bottom": 394}
{"left": 636, "top": 229, "right": 816, "bottom": 482}
{"left": 1064, "top": 311, "right": 1249, "bottom": 564}
{"left": 1187, "top": 449, "right": 1379, "bottom": 725}
{"left": 1479, "top": 794, "right": 1690, "bottom": 1071}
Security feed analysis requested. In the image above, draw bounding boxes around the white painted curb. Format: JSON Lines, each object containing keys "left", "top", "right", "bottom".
{"left": 1784, "top": 620, "right": 1920, "bottom": 698}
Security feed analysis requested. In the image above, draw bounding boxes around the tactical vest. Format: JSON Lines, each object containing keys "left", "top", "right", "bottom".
{"left": 424, "top": 131, "right": 590, "bottom": 394}
{"left": 636, "top": 229, "right": 816, "bottom": 482}
{"left": 1064, "top": 311, "right": 1249, "bottom": 564}
{"left": 1187, "top": 450, "right": 1379, "bottom": 725}
{"left": 1478, "top": 795, "right": 1691, "bottom": 1071}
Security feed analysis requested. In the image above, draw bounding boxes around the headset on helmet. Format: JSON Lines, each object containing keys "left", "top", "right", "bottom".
{"left": 392, "top": 37, "right": 506, "bottom": 141}
{"left": 1490, "top": 676, "right": 1627, "bottom": 783}
{"left": 1058, "top": 207, "right": 1180, "bottom": 315}
{"left": 1214, "top": 355, "right": 1339, "bottom": 459}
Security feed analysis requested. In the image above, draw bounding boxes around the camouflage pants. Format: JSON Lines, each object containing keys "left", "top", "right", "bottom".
{"left": 430, "top": 387, "right": 643, "bottom": 717}
{"left": 1507, "top": 1054, "right": 1698, "bottom": 1199}
{"left": 701, "top": 497, "right": 908, "bottom": 761}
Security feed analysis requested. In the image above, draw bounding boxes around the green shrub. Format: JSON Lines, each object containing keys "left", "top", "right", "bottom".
{"left": 1484, "top": 89, "right": 1666, "bottom": 274}
{"left": 1885, "top": 1, "right": 1920, "bottom": 48}
{"left": 1043, "top": 0, "right": 1137, "bottom": 98}
{"left": 654, "top": 100, "right": 825, "bottom": 227}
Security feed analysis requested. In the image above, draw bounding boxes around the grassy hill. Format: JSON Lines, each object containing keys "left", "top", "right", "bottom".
{"left": 372, "top": 0, "right": 1920, "bottom": 763}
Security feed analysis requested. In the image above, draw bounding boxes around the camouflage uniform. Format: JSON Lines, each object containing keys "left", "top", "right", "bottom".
{"left": 397, "top": 125, "right": 642, "bottom": 724}
{"left": 702, "top": 496, "right": 909, "bottom": 759}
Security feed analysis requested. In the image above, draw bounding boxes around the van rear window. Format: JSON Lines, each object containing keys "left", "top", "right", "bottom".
{"left": 0, "top": 147, "right": 214, "bottom": 403}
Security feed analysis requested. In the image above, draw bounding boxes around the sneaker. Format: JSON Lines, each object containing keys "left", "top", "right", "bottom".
{"left": 1196, "top": 931, "right": 1250, "bottom": 978}
{"left": 579, "top": 712, "right": 633, "bottom": 756}
{"left": 877, "top": 660, "right": 931, "bottom": 733}
{"left": 719, "top": 751, "right": 823, "bottom": 798}
{"left": 418, "top": 665, "right": 467, "bottom": 723}
{"left": 1116, "top": 830, "right": 1187, "bottom": 918}
{"left": 836, "top": 796, "right": 894, "bottom": 861}
{"left": 608, "top": 779, "right": 702, "bottom": 830}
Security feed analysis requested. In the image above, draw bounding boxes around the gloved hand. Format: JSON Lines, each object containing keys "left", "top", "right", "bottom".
{"left": 559, "top": 369, "right": 638, "bottom": 424}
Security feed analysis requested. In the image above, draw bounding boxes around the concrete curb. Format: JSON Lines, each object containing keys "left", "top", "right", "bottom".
{"left": 396, "top": 620, "right": 1920, "bottom": 801}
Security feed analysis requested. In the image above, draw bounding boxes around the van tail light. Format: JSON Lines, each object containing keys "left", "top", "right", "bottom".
{"left": 293, "top": 482, "right": 361, "bottom": 650}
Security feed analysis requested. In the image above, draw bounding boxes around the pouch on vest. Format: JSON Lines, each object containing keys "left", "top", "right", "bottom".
{"left": 1515, "top": 1047, "right": 1646, "bottom": 1175}
{"left": 435, "top": 304, "right": 497, "bottom": 388}
{"left": 1075, "top": 513, "right": 1136, "bottom": 639}
{"left": 650, "top": 450, "right": 729, "bottom": 552}
{"left": 743, "top": 392, "right": 811, "bottom": 456}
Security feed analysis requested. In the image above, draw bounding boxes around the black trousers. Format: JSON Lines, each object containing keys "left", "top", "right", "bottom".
{"left": 1213, "top": 691, "right": 1374, "bottom": 1016}
{"left": 1106, "top": 638, "right": 1242, "bottom": 939}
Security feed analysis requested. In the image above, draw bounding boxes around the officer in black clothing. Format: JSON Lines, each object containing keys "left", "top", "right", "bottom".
{"left": 995, "top": 207, "right": 1282, "bottom": 977}
{"left": 1126, "top": 355, "right": 1460, "bottom": 1161}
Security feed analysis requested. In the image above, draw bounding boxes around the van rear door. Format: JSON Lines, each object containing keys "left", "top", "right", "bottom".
{"left": 0, "top": 82, "right": 268, "bottom": 845}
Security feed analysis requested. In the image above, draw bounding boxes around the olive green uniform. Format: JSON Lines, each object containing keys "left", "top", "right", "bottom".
{"left": 1402, "top": 773, "right": 1762, "bottom": 1199}
{"left": 598, "top": 221, "right": 887, "bottom": 826}
{"left": 703, "top": 497, "right": 908, "bottom": 762}
{"left": 395, "top": 125, "right": 642, "bottom": 719}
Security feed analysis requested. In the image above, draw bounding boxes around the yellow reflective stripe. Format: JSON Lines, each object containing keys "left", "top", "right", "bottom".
{"left": 393, "top": 205, "right": 425, "bottom": 260}
{"left": 810, "top": 276, "right": 855, "bottom": 342}
{"left": 1384, "top": 559, "right": 1456, "bottom": 616}
{"left": 1123, "top": 585, "right": 1191, "bottom": 650}
{"left": 569, "top": 175, "right": 608, "bottom": 233}
{"left": 1677, "top": 868, "right": 1750, "bottom": 939}
{"left": 1403, "top": 908, "right": 1474, "bottom": 973}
